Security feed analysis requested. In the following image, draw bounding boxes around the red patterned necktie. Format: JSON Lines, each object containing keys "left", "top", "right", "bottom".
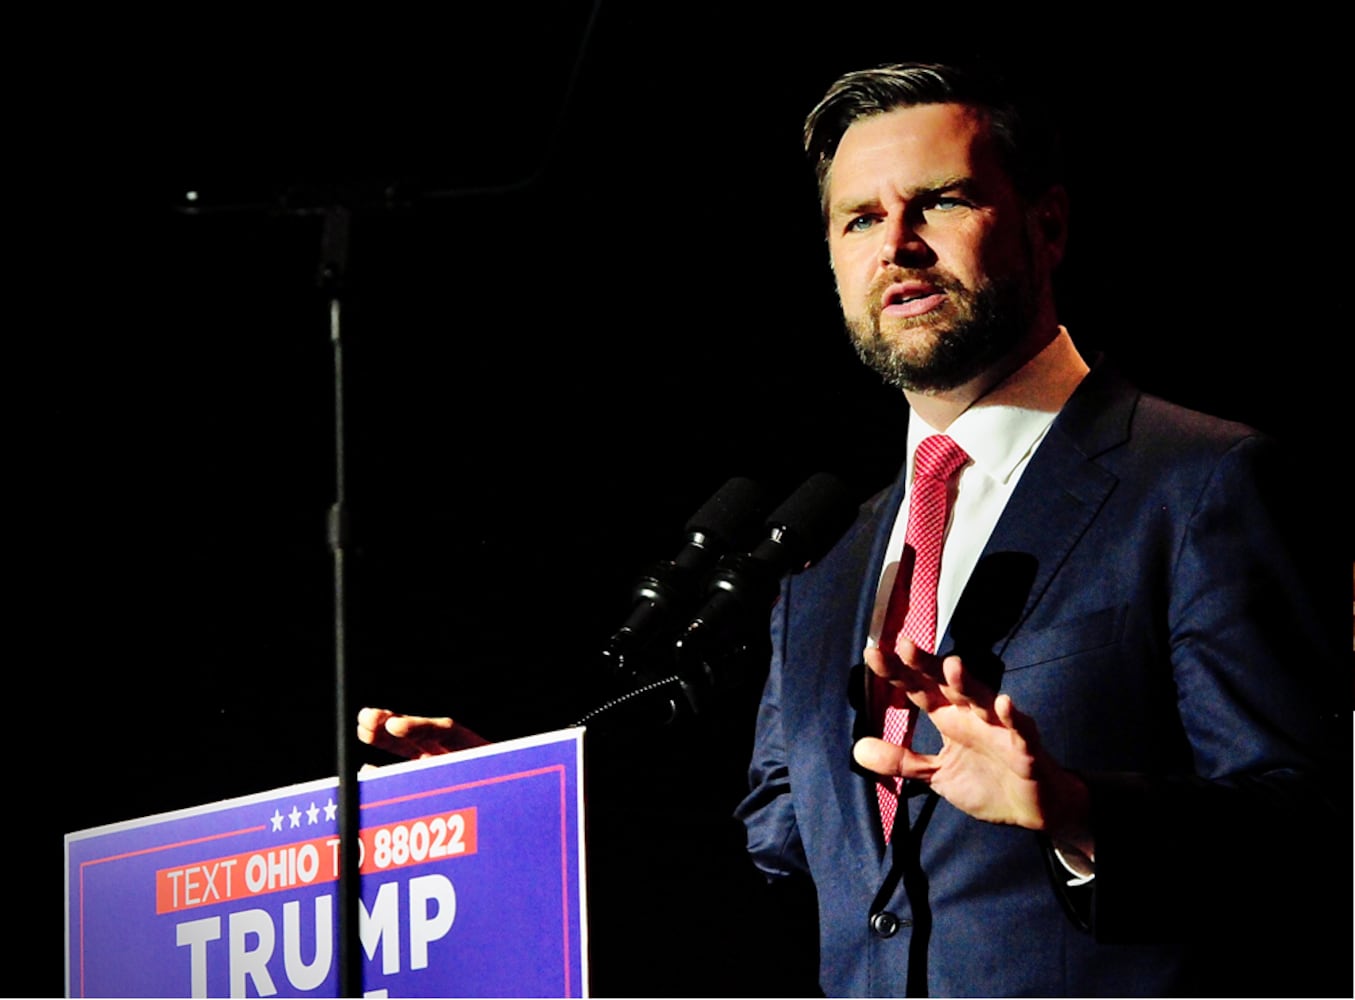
{"left": 876, "top": 434, "right": 970, "bottom": 843}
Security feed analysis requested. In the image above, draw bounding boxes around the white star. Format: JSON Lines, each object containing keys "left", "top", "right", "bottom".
{"left": 289, "top": 806, "right": 302, "bottom": 828}
{"left": 306, "top": 802, "right": 320, "bottom": 824}
{"left": 270, "top": 809, "right": 284, "bottom": 832}
{"left": 324, "top": 798, "right": 338, "bottom": 822}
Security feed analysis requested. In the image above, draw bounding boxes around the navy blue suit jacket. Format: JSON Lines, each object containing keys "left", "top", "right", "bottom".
{"left": 736, "top": 362, "right": 1348, "bottom": 997}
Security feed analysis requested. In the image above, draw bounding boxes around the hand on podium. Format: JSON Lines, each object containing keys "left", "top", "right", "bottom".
{"left": 357, "top": 707, "right": 491, "bottom": 762}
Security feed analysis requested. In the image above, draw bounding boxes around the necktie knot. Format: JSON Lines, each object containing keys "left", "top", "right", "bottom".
{"left": 913, "top": 434, "right": 969, "bottom": 485}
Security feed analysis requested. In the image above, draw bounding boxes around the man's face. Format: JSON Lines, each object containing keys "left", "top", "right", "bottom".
{"left": 825, "top": 102, "right": 1054, "bottom": 394}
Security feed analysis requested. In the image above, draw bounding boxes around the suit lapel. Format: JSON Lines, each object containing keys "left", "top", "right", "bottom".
{"left": 982, "top": 365, "right": 1134, "bottom": 651}
{"left": 912, "top": 362, "right": 1138, "bottom": 756}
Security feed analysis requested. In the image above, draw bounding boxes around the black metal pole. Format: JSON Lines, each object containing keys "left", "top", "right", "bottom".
{"left": 320, "top": 205, "right": 363, "bottom": 997}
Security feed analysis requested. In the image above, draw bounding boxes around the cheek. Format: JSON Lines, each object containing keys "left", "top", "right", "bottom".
{"left": 829, "top": 242, "right": 874, "bottom": 284}
{"left": 967, "top": 217, "right": 1030, "bottom": 278}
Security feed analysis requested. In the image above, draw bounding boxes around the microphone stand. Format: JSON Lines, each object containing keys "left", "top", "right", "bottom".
{"left": 170, "top": 11, "right": 603, "bottom": 994}
{"left": 319, "top": 204, "right": 364, "bottom": 999}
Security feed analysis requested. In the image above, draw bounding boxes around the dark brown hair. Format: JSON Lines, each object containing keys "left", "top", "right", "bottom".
{"left": 803, "top": 62, "right": 1064, "bottom": 218}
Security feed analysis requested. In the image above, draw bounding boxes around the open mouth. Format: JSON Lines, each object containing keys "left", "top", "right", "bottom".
{"left": 883, "top": 284, "right": 947, "bottom": 318}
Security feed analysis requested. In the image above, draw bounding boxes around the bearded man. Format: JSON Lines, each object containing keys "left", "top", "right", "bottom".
{"left": 731, "top": 62, "right": 1348, "bottom": 997}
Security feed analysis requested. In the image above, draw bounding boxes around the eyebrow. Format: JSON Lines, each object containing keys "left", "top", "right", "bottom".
{"left": 828, "top": 175, "right": 980, "bottom": 220}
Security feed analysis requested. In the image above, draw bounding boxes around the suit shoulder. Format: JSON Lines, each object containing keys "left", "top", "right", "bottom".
{"left": 1131, "top": 391, "right": 1263, "bottom": 452}
{"left": 1066, "top": 361, "right": 1270, "bottom": 468}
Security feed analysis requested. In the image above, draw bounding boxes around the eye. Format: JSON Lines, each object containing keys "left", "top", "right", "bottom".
{"left": 844, "top": 214, "right": 878, "bottom": 233}
{"left": 926, "top": 196, "right": 969, "bottom": 212}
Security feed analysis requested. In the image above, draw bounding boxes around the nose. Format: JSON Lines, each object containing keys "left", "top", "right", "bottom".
{"left": 880, "top": 213, "right": 930, "bottom": 266}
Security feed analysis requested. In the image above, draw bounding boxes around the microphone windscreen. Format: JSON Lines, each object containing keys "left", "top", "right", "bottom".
{"left": 684, "top": 476, "right": 772, "bottom": 549}
{"left": 764, "top": 472, "right": 859, "bottom": 568}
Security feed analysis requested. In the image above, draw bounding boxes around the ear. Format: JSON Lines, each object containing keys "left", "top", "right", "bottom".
{"left": 1029, "top": 184, "right": 1069, "bottom": 270}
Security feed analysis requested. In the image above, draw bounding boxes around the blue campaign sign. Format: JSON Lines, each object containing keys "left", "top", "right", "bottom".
{"left": 66, "top": 729, "right": 588, "bottom": 998}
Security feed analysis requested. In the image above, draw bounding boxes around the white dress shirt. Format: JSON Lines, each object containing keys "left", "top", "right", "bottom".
{"left": 867, "top": 327, "right": 1090, "bottom": 650}
{"left": 866, "top": 328, "right": 1094, "bottom": 881}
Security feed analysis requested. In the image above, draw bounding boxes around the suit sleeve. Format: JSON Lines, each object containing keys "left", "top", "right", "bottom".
{"left": 1085, "top": 432, "right": 1350, "bottom": 948}
{"left": 735, "top": 581, "right": 812, "bottom": 881}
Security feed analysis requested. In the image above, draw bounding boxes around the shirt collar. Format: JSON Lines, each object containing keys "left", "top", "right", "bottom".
{"left": 906, "top": 328, "right": 1089, "bottom": 486}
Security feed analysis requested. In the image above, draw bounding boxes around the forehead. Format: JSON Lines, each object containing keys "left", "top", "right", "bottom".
{"left": 827, "top": 103, "right": 1006, "bottom": 204}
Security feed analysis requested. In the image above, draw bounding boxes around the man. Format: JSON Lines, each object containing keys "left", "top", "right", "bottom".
{"left": 733, "top": 62, "right": 1348, "bottom": 997}
{"left": 361, "top": 62, "right": 1348, "bottom": 996}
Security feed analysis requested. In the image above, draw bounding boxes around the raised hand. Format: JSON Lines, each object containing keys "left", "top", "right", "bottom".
{"left": 854, "top": 637, "right": 1091, "bottom": 852}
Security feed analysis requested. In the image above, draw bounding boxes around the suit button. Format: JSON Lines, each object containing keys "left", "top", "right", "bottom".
{"left": 870, "top": 911, "right": 909, "bottom": 938}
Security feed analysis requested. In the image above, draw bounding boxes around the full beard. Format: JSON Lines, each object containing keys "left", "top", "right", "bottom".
{"left": 844, "top": 270, "right": 1036, "bottom": 394}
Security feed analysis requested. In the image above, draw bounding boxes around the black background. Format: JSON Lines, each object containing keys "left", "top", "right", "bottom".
{"left": 18, "top": 6, "right": 1349, "bottom": 997}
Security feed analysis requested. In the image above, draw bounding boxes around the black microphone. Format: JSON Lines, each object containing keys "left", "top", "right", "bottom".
{"left": 673, "top": 472, "right": 859, "bottom": 703}
{"left": 602, "top": 476, "right": 771, "bottom": 682}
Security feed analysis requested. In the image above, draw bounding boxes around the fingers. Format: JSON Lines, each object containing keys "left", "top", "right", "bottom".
{"left": 864, "top": 639, "right": 956, "bottom": 714}
{"left": 862, "top": 646, "right": 895, "bottom": 683}
{"left": 383, "top": 714, "right": 456, "bottom": 740}
{"left": 942, "top": 657, "right": 1003, "bottom": 724}
{"left": 852, "top": 737, "right": 938, "bottom": 781}
{"left": 355, "top": 708, "right": 490, "bottom": 760}
{"left": 357, "top": 707, "right": 417, "bottom": 758}
{"left": 356, "top": 707, "right": 395, "bottom": 747}
{"left": 864, "top": 640, "right": 938, "bottom": 692}
{"left": 862, "top": 640, "right": 1018, "bottom": 731}
{"left": 406, "top": 716, "right": 491, "bottom": 752}
{"left": 994, "top": 693, "right": 1017, "bottom": 728}
{"left": 853, "top": 736, "right": 901, "bottom": 777}
{"left": 894, "top": 636, "right": 942, "bottom": 680}
{"left": 995, "top": 693, "right": 1042, "bottom": 752}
